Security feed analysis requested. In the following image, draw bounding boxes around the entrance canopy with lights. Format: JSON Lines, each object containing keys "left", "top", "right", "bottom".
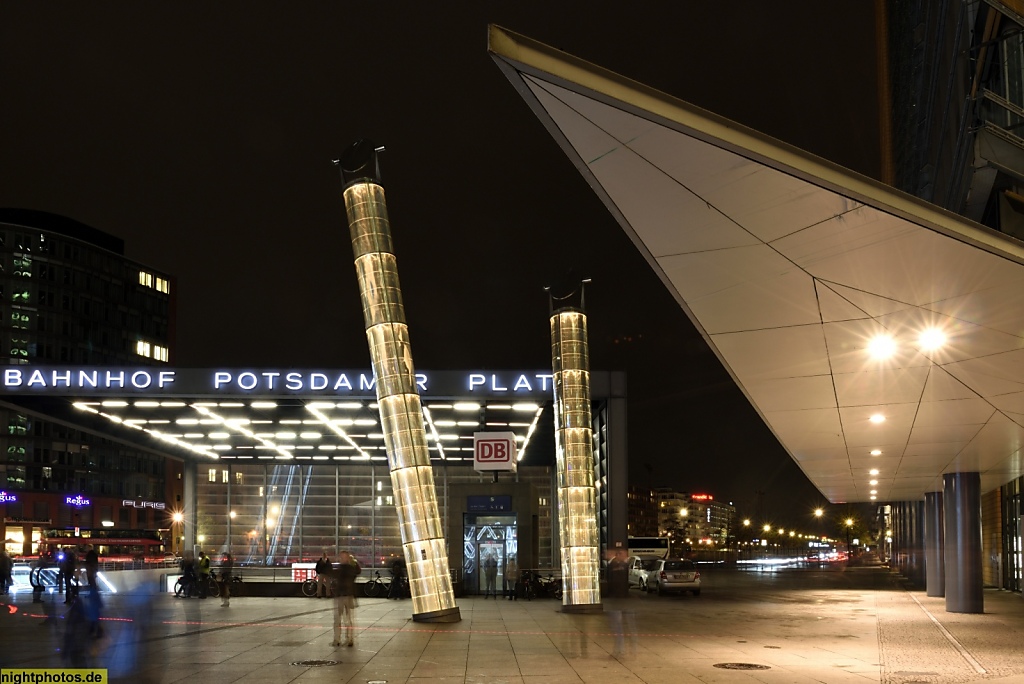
{"left": 490, "top": 26, "right": 1024, "bottom": 504}
{"left": 0, "top": 367, "right": 570, "bottom": 465}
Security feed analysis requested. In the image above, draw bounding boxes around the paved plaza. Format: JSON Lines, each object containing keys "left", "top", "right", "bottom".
{"left": 2, "top": 565, "right": 1024, "bottom": 683}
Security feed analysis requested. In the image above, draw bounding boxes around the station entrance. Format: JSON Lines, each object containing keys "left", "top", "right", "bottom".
{"left": 464, "top": 513, "right": 517, "bottom": 596}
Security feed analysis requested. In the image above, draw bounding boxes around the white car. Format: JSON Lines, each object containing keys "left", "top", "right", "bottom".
{"left": 627, "top": 555, "right": 660, "bottom": 592}
{"left": 647, "top": 558, "right": 701, "bottom": 596}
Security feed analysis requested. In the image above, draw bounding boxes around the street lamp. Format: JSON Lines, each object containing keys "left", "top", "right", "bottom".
{"left": 845, "top": 518, "right": 854, "bottom": 556}
{"left": 171, "top": 511, "right": 184, "bottom": 555}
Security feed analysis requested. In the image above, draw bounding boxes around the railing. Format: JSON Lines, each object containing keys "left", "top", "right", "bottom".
{"left": 977, "top": 89, "right": 1024, "bottom": 152}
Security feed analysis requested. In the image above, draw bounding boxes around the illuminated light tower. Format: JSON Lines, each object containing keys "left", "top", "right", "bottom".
{"left": 336, "top": 140, "right": 460, "bottom": 623}
{"left": 548, "top": 281, "right": 602, "bottom": 613}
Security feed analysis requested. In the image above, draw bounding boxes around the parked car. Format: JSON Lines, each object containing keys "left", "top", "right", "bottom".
{"left": 647, "top": 558, "right": 701, "bottom": 596}
{"left": 627, "top": 556, "right": 660, "bottom": 592}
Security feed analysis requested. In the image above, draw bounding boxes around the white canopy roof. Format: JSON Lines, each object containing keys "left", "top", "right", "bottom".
{"left": 489, "top": 26, "right": 1024, "bottom": 503}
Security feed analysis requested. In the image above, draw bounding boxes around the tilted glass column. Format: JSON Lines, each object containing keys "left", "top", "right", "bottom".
{"left": 550, "top": 302, "right": 602, "bottom": 612}
{"left": 337, "top": 140, "right": 460, "bottom": 623}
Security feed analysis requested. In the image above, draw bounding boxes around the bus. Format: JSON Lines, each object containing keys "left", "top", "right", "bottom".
{"left": 627, "top": 536, "right": 670, "bottom": 559}
{"left": 42, "top": 528, "right": 169, "bottom": 561}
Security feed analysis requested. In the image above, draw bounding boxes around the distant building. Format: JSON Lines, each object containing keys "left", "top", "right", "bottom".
{"left": 0, "top": 209, "right": 181, "bottom": 556}
{"left": 652, "top": 487, "right": 736, "bottom": 551}
{"left": 0, "top": 208, "right": 175, "bottom": 366}
{"left": 626, "top": 485, "right": 658, "bottom": 537}
{"left": 653, "top": 487, "right": 686, "bottom": 537}
{"left": 681, "top": 494, "right": 735, "bottom": 548}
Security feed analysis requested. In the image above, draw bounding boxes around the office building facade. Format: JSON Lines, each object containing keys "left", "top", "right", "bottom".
{"left": 0, "top": 209, "right": 181, "bottom": 556}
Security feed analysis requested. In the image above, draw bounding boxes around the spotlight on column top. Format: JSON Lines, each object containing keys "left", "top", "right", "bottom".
{"left": 334, "top": 138, "right": 385, "bottom": 186}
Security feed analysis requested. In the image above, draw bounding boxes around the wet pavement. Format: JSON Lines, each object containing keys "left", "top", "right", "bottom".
{"left": 2, "top": 563, "right": 1023, "bottom": 683}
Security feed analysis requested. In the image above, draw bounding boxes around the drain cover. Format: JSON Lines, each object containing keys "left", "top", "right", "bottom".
{"left": 714, "top": 663, "right": 771, "bottom": 671}
{"left": 290, "top": 660, "right": 339, "bottom": 667}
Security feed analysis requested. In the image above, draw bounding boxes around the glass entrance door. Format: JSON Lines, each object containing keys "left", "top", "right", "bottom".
{"left": 463, "top": 514, "right": 517, "bottom": 595}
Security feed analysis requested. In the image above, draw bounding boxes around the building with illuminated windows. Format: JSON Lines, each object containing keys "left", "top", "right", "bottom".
{"left": 0, "top": 209, "right": 174, "bottom": 365}
{"left": 652, "top": 487, "right": 735, "bottom": 552}
{"left": 680, "top": 494, "right": 735, "bottom": 548}
{"left": 0, "top": 208, "right": 180, "bottom": 556}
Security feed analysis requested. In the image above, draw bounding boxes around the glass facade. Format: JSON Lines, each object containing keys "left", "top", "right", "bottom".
{"left": 196, "top": 463, "right": 553, "bottom": 571}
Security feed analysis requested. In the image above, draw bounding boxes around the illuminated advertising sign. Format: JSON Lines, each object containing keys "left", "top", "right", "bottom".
{"left": 690, "top": 494, "right": 713, "bottom": 501}
{"left": 0, "top": 491, "right": 16, "bottom": 504}
{"left": 65, "top": 495, "right": 91, "bottom": 507}
{"left": 122, "top": 499, "right": 166, "bottom": 510}
{"left": 473, "top": 432, "right": 518, "bottom": 473}
{"left": 0, "top": 367, "right": 558, "bottom": 398}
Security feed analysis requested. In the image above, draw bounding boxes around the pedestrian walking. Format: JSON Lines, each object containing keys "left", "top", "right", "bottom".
{"left": 220, "top": 553, "right": 234, "bottom": 607}
{"left": 331, "top": 551, "right": 361, "bottom": 648}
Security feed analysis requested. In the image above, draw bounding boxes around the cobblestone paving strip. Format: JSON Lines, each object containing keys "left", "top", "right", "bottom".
{"left": 877, "top": 591, "right": 979, "bottom": 684}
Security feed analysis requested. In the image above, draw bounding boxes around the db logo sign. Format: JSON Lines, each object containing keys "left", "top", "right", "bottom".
{"left": 473, "top": 432, "right": 518, "bottom": 473}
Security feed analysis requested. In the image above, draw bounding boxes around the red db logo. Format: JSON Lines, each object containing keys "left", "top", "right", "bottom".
{"left": 477, "top": 439, "right": 511, "bottom": 462}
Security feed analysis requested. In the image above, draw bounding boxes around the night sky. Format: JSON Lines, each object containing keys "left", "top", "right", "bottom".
{"left": 0, "top": 4, "right": 880, "bottom": 528}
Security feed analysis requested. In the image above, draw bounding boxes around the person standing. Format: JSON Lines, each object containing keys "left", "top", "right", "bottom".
{"left": 62, "top": 549, "right": 77, "bottom": 602}
{"left": 0, "top": 548, "right": 12, "bottom": 595}
{"left": 84, "top": 544, "right": 99, "bottom": 588}
{"left": 180, "top": 551, "right": 197, "bottom": 597}
{"left": 606, "top": 549, "right": 629, "bottom": 599}
{"left": 197, "top": 551, "right": 211, "bottom": 598}
{"left": 483, "top": 553, "right": 498, "bottom": 598}
{"left": 331, "top": 551, "right": 361, "bottom": 648}
{"left": 220, "top": 553, "right": 234, "bottom": 607}
{"left": 387, "top": 557, "right": 407, "bottom": 600}
{"left": 315, "top": 552, "right": 333, "bottom": 598}
{"left": 504, "top": 555, "right": 519, "bottom": 600}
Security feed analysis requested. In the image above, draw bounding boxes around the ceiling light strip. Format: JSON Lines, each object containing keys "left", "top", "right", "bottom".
{"left": 305, "top": 404, "right": 371, "bottom": 459}
{"left": 422, "top": 406, "right": 446, "bottom": 461}
{"left": 191, "top": 404, "right": 292, "bottom": 459}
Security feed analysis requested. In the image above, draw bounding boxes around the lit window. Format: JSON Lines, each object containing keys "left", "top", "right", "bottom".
{"left": 235, "top": 472, "right": 244, "bottom": 485}
{"left": 154, "top": 345, "right": 169, "bottom": 362}
{"left": 208, "top": 469, "right": 216, "bottom": 482}
{"left": 155, "top": 277, "right": 170, "bottom": 294}
{"left": 222, "top": 470, "right": 229, "bottom": 483}
{"left": 136, "top": 340, "right": 152, "bottom": 358}
{"left": 139, "top": 271, "right": 153, "bottom": 288}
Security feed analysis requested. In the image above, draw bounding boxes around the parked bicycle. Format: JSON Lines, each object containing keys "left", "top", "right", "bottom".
{"left": 521, "top": 570, "right": 562, "bottom": 600}
{"left": 302, "top": 574, "right": 336, "bottom": 598}
{"left": 175, "top": 573, "right": 220, "bottom": 598}
{"left": 362, "top": 570, "right": 391, "bottom": 597}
